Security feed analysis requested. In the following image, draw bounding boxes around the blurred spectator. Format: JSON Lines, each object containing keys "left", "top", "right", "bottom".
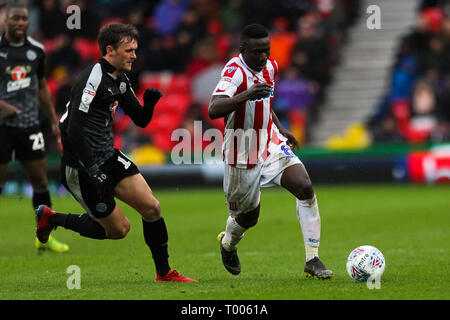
{"left": 153, "top": 0, "right": 190, "bottom": 37}
{"left": 293, "top": 11, "right": 332, "bottom": 92}
{"left": 371, "top": 115, "right": 406, "bottom": 143}
{"left": 423, "top": 35, "right": 446, "bottom": 73}
{"left": 269, "top": 17, "right": 297, "bottom": 71}
{"left": 274, "top": 66, "right": 316, "bottom": 128}
{"left": 367, "top": 55, "right": 419, "bottom": 126}
{"left": 171, "top": 8, "right": 208, "bottom": 72}
{"left": 399, "top": 14, "right": 433, "bottom": 71}
{"left": 190, "top": 0, "right": 221, "bottom": 24}
{"left": 47, "top": 34, "right": 80, "bottom": 77}
{"left": 139, "top": 33, "right": 173, "bottom": 72}
{"left": 421, "top": 6, "right": 445, "bottom": 34}
{"left": 70, "top": 0, "right": 101, "bottom": 40}
{"left": 126, "top": 7, "right": 153, "bottom": 89}
{"left": 242, "top": 0, "right": 279, "bottom": 27}
{"left": 220, "top": 0, "right": 244, "bottom": 34}
{"left": 55, "top": 73, "right": 77, "bottom": 115}
{"left": 185, "top": 36, "right": 219, "bottom": 77}
{"left": 408, "top": 80, "right": 438, "bottom": 140}
{"left": 391, "top": 55, "right": 420, "bottom": 101}
{"left": 38, "top": 0, "right": 66, "bottom": 39}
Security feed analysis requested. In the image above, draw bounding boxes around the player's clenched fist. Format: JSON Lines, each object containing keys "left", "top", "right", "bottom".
{"left": 245, "top": 83, "right": 272, "bottom": 100}
{"left": 143, "top": 88, "right": 163, "bottom": 107}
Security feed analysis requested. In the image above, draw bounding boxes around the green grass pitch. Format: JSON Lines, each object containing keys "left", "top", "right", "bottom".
{"left": 0, "top": 184, "right": 448, "bottom": 300}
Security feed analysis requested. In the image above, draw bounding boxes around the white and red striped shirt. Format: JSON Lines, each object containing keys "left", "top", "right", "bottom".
{"left": 213, "top": 54, "right": 286, "bottom": 169}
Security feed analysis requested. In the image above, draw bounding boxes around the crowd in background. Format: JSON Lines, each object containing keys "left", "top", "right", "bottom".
{"left": 9, "top": 0, "right": 448, "bottom": 157}
{"left": 0, "top": 0, "right": 360, "bottom": 155}
{"left": 367, "top": 0, "right": 450, "bottom": 144}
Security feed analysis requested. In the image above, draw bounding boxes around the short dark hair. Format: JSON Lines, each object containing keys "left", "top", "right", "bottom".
{"left": 240, "top": 24, "right": 269, "bottom": 46}
{"left": 97, "top": 23, "right": 139, "bottom": 56}
{"left": 6, "top": 3, "right": 28, "bottom": 18}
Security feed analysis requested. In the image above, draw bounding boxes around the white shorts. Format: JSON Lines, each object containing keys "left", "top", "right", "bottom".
{"left": 223, "top": 142, "right": 302, "bottom": 216}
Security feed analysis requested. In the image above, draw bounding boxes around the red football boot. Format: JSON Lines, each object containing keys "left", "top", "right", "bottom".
{"left": 155, "top": 270, "right": 198, "bottom": 282}
{"left": 35, "top": 205, "right": 57, "bottom": 243}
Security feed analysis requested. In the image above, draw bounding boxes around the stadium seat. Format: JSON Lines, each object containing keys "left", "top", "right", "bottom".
{"left": 159, "top": 93, "right": 191, "bottom": 114}
{"left": 73, "top": 38, "right": 101, "bottom": 62}
{"left": 201, "top": 104, "right": 224, "bottom": 132}
{"left": 167, "top": 74, "right": 191, "bottom": 94}
{"left": 42, "top": 38, "right": 59, "bottom": 55}
{"left": 45, "top": 78, "right": 60, "bottom": 102}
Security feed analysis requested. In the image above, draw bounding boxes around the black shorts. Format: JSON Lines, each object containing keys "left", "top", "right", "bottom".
{"left": 61, "top": 149, "right": 140, "bottom": 218}
{"left": 0, "top": 125, "right": 46, "bottom": 163}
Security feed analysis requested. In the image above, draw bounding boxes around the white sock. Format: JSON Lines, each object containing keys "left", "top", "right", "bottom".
{"left": 222, "top": 216, "right": 246, "bottom": 251}
{"left": 296, "top": 194, "right": 321, "bottom": 261}
{"left": 305, "top": 245, "right": 319, "bottom": 262}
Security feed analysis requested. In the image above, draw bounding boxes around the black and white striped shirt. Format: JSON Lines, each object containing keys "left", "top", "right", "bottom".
{"left": 0, "top": 34, "right": 45, "bottom": 128}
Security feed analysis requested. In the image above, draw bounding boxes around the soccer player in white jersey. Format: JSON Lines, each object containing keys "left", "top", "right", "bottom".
{"left": 209, "top": 24, "right": 333, "bottom": 279}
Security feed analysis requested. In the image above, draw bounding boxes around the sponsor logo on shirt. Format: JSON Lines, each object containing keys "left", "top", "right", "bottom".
{"left": 5, "top": 65, "right": 31, "bottom": 92}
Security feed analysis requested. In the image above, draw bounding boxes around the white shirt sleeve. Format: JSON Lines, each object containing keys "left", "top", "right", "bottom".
{"left": 212, "top": 64, "right": 244, "bottom": 97}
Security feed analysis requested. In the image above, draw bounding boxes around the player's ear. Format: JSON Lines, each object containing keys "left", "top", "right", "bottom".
{"left": 105, "top": 45, "right": 115, "bottom": 56}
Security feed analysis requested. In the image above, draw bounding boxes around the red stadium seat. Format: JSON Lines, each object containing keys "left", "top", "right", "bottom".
{"left": 201, "top": 104, "right": 224, "bottom": 132}
{"left": 139, "top": 73, "right": 192, "bottom": 95}
{"left": 45, "top": 78, "right": 60, "bottom": 102}
{"left": 159, "top": 93, "right": 191, "bottom": 114}
{"left": 168, "top": 74, "right": 191, "bottom": 93}
{"left": 73, "top": 38, "right": 101, "bottom": 62}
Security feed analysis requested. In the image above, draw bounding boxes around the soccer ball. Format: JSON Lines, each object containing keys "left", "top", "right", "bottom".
{"left": 346, "top": 245, "right": 385, "bottom": 282}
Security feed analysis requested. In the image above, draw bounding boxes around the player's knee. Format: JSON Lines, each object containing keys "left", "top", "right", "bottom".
{"left": 140, "top": 198, "right": 161, "bottom": 222}
{"left": 294, "top": 180, "right": 314, "bottom": 200}
{"left": 236, "top": 205, "right": 260, "bottom": 229}
{"left": 108, "top": 219, "right": 130, "bottom": 239}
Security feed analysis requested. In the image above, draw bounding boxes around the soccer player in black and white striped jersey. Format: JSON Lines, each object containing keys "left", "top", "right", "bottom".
{"left": 36, "top": 23, "right": 196, "bottom": 282}
{"left": 0, "top": 4, "right": 69, "bottom": 253}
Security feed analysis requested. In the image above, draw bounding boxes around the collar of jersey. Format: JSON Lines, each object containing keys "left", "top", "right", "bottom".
{"left": 238, "top": 53, "right": 263, "bottom": 75}
{"left": 0, "top": 32, "right": 28, "bottom": 47}
{"left": 99, "top": 57, "right": 117, "bottom": 75}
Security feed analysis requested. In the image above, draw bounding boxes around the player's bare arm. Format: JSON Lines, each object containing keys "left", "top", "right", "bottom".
{"left": 0, "top": 99, "right": 21, "bottom": 118}
{"left": 208, "top": 83, "right": 272, "bottom": 119}
{"left": 38, "top": 78, "right": 60, "bottom": 141}
{"left": 272, "top": 110, "right": 299, "bottom": 149}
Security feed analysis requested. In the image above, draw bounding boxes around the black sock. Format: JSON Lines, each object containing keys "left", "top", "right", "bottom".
{"left": 142, "top": 217, "right": 170, "bottom": 276}
{"left": 32, "top": 190, "right": 51, "bottom": 209}
{"left": 49, "top": 213, "right": 107, "bottom": 240}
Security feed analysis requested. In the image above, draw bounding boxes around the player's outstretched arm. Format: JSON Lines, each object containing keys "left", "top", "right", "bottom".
{"left": 208, "top": 83, "right": 272, "bottom": 119}
{"left": 119, "top": 74, "right": 162, "bottom": 128}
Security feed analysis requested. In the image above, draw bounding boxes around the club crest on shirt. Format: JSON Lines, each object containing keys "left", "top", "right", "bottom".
{"left": 226, "top": 66, "right": 237, "bottom": 74}
{"left": 119, "top": 82, "right": 127, "bottom": 94}
{"left": 26, "top": 49, "right": 37, "bottom": 61}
